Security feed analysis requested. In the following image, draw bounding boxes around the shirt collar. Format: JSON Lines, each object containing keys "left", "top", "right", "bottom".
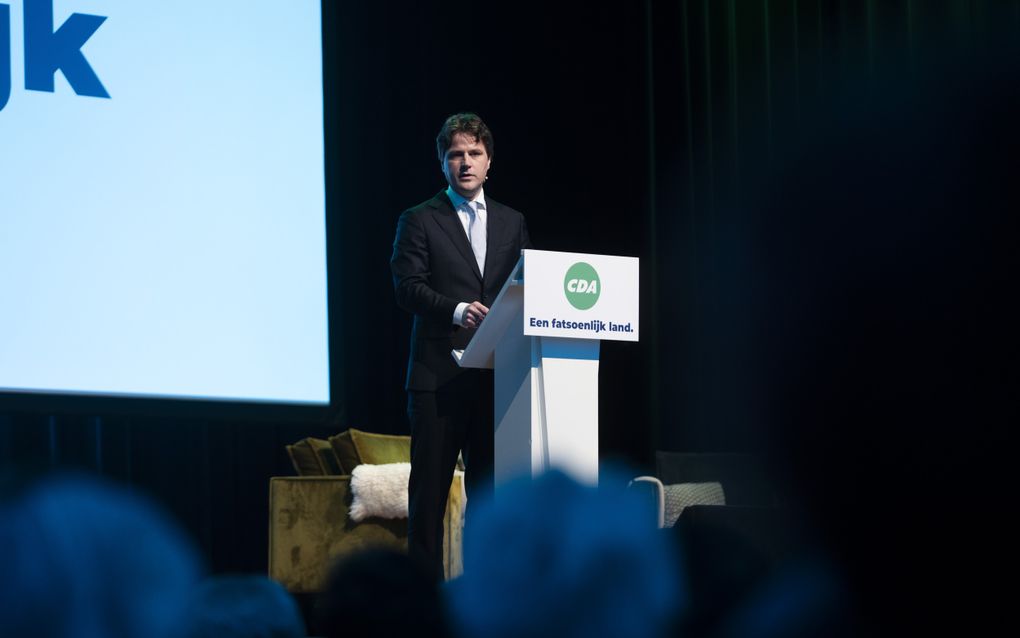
{"left": 445, "top": 186, "right": 486, "bottom": 212}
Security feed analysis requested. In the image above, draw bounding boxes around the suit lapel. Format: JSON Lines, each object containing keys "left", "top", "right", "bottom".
{"left": 430, "top": 191, "right": 483, "bottom": 282}
{"left": 483, "top": 199, "right": 506, "bottom": 286}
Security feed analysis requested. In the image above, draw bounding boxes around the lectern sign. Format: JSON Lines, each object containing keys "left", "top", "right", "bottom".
{"left": 523, "top": 249, "right": 639, "bottom": 342}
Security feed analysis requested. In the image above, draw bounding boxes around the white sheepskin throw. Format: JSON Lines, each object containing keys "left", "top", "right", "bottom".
{"left": 348, "top": 463, "right": 467, "bottom": 523}
{"left": 349, "top": 462, "right": 411, "bottom": 522}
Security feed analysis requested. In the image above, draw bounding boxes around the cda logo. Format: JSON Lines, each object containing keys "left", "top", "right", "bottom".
{"left": 563, "top": 262, "right": 600, "bottom": 310}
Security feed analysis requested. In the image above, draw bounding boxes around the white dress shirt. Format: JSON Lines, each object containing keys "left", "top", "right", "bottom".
{"left": 446, "top": 186, "right": 487, "bottom": 325}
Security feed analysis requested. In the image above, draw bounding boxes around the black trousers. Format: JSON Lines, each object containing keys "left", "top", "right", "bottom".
{"left": 406, "top": 369, "right": 494, "bottom": 580}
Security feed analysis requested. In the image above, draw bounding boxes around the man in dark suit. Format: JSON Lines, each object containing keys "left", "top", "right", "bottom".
{"left": 391, "top": 113, "right": 532, "bottom": 578}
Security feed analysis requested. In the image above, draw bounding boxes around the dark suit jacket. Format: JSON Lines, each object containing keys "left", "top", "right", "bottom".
{"left": 391, "top": 190, "right": 532, "bottom": 391}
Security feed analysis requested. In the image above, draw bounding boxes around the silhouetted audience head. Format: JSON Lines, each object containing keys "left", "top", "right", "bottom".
{"left": 317, "top": 546, "right": 449, "bottom": 638}
{"left": 178, "top": 574, "right": 304, "bottom": 638}
{"left": 0, "top": 474, "right": 202, "bottom": 638}
{"left": 446, "top": 470, "right": 682, "bottom": 638}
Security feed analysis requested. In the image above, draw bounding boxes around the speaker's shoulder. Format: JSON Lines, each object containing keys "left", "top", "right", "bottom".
{"left": 486, "top": 196, "right": 527, "bottom": 222}
{"left": 402, "top": 190, "right": 453, "bottom": 217}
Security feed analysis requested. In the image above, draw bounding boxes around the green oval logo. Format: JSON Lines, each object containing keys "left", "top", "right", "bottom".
{"left": 563, "top": 262, "right": 601, "bottom": 310}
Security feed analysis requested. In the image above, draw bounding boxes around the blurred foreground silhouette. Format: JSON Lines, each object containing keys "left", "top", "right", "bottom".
{"left": 0, "top": 474, "right": 202, "bottom": 638}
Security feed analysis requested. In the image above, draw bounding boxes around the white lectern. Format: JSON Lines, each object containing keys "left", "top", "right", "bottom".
{"left": 454, "top": 249, "right": 639, "bottom": 486}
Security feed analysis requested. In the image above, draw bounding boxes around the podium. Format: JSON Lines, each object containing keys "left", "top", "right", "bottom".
{"left": 454, "top": 249, "right": 639, "bottom": 486}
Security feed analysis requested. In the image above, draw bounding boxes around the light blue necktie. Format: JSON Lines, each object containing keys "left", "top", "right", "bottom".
{"left": 467, "top": 202, "right": 486, "bottom": 276}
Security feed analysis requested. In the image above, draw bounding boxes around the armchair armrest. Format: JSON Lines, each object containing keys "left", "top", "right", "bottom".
{"left": 628, "top": 476, "right": 665, "bottom": 528}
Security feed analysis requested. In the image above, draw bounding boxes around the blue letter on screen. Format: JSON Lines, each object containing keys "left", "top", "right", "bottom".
{"left": 0, "top": 4, "right": 10, "bottom": 111}
{"left": 24, "top": 0, "right": 109, "bottom": 98}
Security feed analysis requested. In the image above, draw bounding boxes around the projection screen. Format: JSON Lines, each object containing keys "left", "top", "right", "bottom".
{"left": 0, "top": 1, "right": 330, "bottom": 405}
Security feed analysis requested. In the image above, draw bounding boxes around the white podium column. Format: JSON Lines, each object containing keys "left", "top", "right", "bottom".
{"left": 490, "top": 289, "right": 600, "bottom": 486}
{"left": 531, "top": 337, "right": 599, "bottom": 484}
{"left": 459, "top": 249, "right": 639, "bottom": 492}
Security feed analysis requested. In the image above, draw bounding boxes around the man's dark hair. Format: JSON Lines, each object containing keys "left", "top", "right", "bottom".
{"left": 436, "top": 113, "right": 493, "bottom": 162}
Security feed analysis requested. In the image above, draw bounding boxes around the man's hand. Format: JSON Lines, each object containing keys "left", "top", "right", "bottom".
{"left": 461, "top": 301, "right": 489, "bottom": 328}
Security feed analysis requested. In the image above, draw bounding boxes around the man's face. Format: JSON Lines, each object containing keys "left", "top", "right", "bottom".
{"left": 442, "top": 132, "right": 491, "bottom": 199}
